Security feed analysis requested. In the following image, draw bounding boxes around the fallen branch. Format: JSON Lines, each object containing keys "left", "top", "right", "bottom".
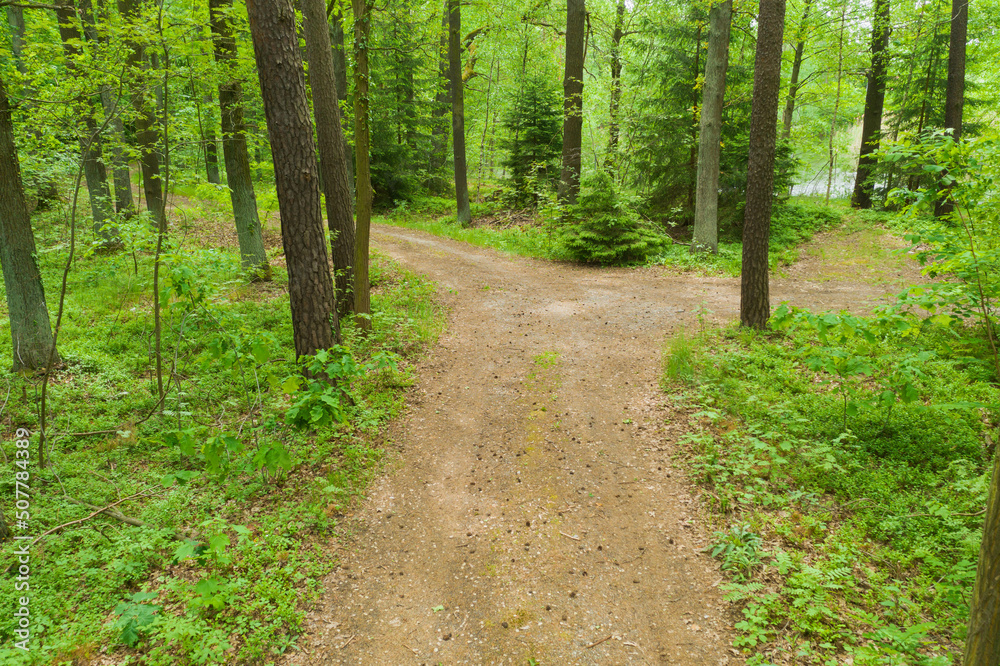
{"left": 586, "top": 635, "right": 613, "bottom": 649}
{"left": 31, "top": 491, "right": 152, "bottom": 547}
{"left": 65, "top": 496, "right": 146, "bottom": 528}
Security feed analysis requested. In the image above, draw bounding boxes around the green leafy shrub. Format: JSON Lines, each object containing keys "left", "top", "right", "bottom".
{"left": 558, "top": 172, "right": 668, "bottom": 265}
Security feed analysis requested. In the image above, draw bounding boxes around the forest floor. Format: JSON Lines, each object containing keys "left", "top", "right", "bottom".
{"left": 282, "top": 221, "right": 925, "bottom": 665}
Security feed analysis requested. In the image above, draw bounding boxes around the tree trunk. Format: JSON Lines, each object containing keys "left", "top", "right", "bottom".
{"left": 429, "top": 0, "right": 450, "bottom": 193}
{"left": 352, "top": 0, "right": 373, "bottom": 329}
{"left": 688, "top": 22, "right": 702, "bottom": 212}
{"left": 851, "top": 0, "right": 891, "bottom": 210}
{"left": 203, "top": 94, "right": 222, "bottom": 185}
{"left": 6, "top": 7, "right": 27, "bottom": 75}
{"left": 936, "top": 0, "right": 967, "bottom": 218}
{"left": 246, "top": 0, "right": 336, "bottom": 357}
{"left": 558, "top": 0, "right": 586, "bottom": 205}
{"left": 739, "top": 0, "right": 786, "bottom": 330}
{"left": 781, "top": 0, "right": 813, "bottom": 141}
{"left": 692, "top": 0, "right": 731, "bottom": 255}
{"left": 449, "top": 0, "right": 471, "bottom": 225}
{"left": 0, "top": 75, "right": 59, "bottom": 372}
{"left": 943, "top": 0, "right": 967, "bottom": 142}
{"left": 55, "top": 3, "right": 120, "bottom": 247}
{"left": 328, "top": 0, "right": 355, "bottom": 201}
{"left": 209, "top": 0, "right": 270, "bottom": 278}
{"left": 604, "top": 0, "right": 624, "bottom": 174}
{"left": 825, "top": 3, "right": 846, "bottom": 205}
{"left": 302, "top": 0, "right": 355, "bottom": 322}
{"left": 964, "top": 449, "right": 1000, "bottom": 665}
{"left": 118, "top": 0, "right": 165, "bottom": 231}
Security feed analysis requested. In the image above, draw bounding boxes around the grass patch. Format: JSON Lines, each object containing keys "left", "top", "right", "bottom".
{"left": 0, "top": 201, "right": 443, "bottom": 664}
{"left": 662, "top": 313, "right": 994, "bottom": 665}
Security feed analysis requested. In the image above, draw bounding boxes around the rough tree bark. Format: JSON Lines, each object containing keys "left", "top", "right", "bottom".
{"left": 429, "top": 0, "right": 450, "bottom": 192}
{"left": 55, "top": 3, "right": 120, "bottom": 247}
{"left": 118, "top": 0, "right": 165, "bottom": 231}
{"left": 851, "top": 0, "right": 891, "bottom": 209}
{"left": 209, "top": 0, "right": 270, "bottom": 278}
{"left": 781, "top": 0, "right": 813, "bottom": 141}
{"left": 449, "top": 0, "right": 471, "bottom": 225}
{"left": 302, "top": 0, "right": 355, "bottom": 322}
{"left": 739, "top": 0, "right": 786, "bottom": 330}
{"left": 964, "top": 449, "right": 1000, "bottom": 665}
{"left": 692, "top": 1, "right": 731, "bottom": 255}
{"left": 245, "top": 0, "right": 336, "bottom": 357}
{"left": 604, "top": 0, "right": 624, "bottom": 173}
{"left": 328, "top": 0, "right": 355, "bottom": 201}
{"left": 558, "top": 0, "right": 586, "bottom": 205}
{"left": 0, "top": 75, "right": 59, "bottom": 371}
{"left": 352, "top": 0, "right": 373, "bottom": 329}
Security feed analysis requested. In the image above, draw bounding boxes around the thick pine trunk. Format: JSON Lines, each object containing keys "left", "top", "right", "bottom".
{"left": 429, "top": 0, "right": 449, "bottom": 193}
{"left": 209, "top": 0, "right": 270, "bottom": 278}
{"left": 55, "top": 4, "right": 119, "bottom": 246}
{"left": 558, "top": 0, "right": 585, "bottom": 205}
{"left": 965, "top": 450, "right": 1000, "bottom": 665}
{"left": 781, "top": 0, "right": 813, "bottom": 141}
{"left": 692, "top": 1, "right": 731, "bottom": 254}
{"left": 604, "top": 0, "right": 624, "bottom": 173}
{"left": 118, "top": 0, "right": 165, "bottom": 231}
{"left": 352, "top": 0, "right": 373, "bottom": 329}
{"left": 449, "top": 0, "right": 471, "bottom": 225}
{"left": 0, "top": 75, "right": 59, "bottom": 371}
{"left": 739, "top": 0, "right": 785, "bottom": 330}
{"left": 328, "top": 0, "right": 355, "bottom": 201}
{"left": 851, "top": 0, "right": 891, "bottom": 210}
{"left": 246, "top": 0, "right": 336, "bottom": 357}
{"left": 302, "top": 0, "right": 355, "bottom": 322}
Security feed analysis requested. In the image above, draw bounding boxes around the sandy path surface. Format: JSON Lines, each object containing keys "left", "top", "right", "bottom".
{"left": 285, "top": 225, "right": 912, "bottom": 665}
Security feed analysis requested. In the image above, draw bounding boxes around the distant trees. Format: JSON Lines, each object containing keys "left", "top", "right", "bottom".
{"left": 740, "top": 0, "right": 786, "bottom": 329}
{"left": 353, "top": 0, "right": 374, "bottom": 331}
{"left": 501, "top": 76, "right": 561, "bottom": 205}
{"left": 246, "top": 0, "right": 337, "bottom": 356}
{"left": 209, "top": 0, "right": 270, "bottom": 278}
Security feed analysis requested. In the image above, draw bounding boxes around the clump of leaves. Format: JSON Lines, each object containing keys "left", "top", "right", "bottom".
{"left": 559, "top": 172, "right": 668, "bottom": 265}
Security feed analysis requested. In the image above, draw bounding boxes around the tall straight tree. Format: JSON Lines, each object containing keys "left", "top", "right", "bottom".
{"left": 429, "top": 0, "right": 449, "bottom": 192}
{"left": 691, "top": 0, "right": 732, "bottom": 254}
{"left": 936, "top": 0, "right": 967, "bottom": 218}
{"left": 328, "top": 0, "right": 354, "bottom": 200}
{"left": 964, "top": 448, "right": 1000, "bottom": 664}
{"left": 302, "top": 0, "right": 355, "bottom": 319}
{"left": 558, "top": 0, "right": 585, "bottom": 205}
{"left": 781, "top": 0, "right": 814, "bottom": 140}
{"left": 604, "top": 0, "right": 625, "bottom": 173}
{"left": 0, "top": 75, "right": 58, "bottom": 371}
{"left": 449, "top": 0, "right": 471, "bottom": 226}
{"left": 851, "top": 0, "right": 891, "bottom": 209}
{"left": 352, "top": 0, "right": 373, "bottom": 329}
{"left": 209, "top": 0, "right": 270, "bottom": 278}
{"left": 740, "top": 0, "right": 786, "bottom": 329}
{"left": 245, "top": 0, "right": 337, "bottom": 357}
{"left": 54, "top": 3, "right": 119, "bottom": 247}
{"left": 118, "top": 0, "right": 165, "bottom": 231}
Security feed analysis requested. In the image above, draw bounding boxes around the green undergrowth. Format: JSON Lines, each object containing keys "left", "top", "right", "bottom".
{"left": 381, "top": 192, "right": 843, "bottom": 274}
{"left": 663, "top": 309, "right": 996, "bottom": 665}
{"left": 0, "top": 205, "right": 443, "bottom": 664}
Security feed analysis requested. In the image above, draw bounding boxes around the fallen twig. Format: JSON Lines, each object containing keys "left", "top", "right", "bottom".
{"left": 559, "top": 531, "right": 580, "bottom": 541}
{"left": 31, "top": 491, "right": 151, "bottom": 546}
{"left": 586, "top": 635, "right": 613, "bottom": 649}
{"left": 339, "top": 634, "right": 357, "bottom": 649}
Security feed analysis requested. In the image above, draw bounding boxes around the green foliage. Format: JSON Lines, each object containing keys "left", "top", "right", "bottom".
{"left": 663, "top": 297, "right": 994, "bottom": 662}
{"left": 501, "top": 75, "right": 562, "bottom": 206}
{"left": 558, "top": 172, "right": 668, "bottom": 265}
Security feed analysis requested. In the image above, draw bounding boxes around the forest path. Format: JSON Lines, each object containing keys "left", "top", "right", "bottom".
{"left": 286, "top": 224, "right": 915, "bottom": 666}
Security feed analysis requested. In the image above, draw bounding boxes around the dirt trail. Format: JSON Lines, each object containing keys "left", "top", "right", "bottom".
{"left": 287, "top": 225, "right": 912, "bottom": 666}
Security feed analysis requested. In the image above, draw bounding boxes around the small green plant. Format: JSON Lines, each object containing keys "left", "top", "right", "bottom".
{"left": 558, "top": 172, "right": 668, "bottom": 265}
{"left": 710, "top": 524, "right": 763, "bottom": 581}
{"left": 111, "top": 592, "right": 162, "bottom": 646}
